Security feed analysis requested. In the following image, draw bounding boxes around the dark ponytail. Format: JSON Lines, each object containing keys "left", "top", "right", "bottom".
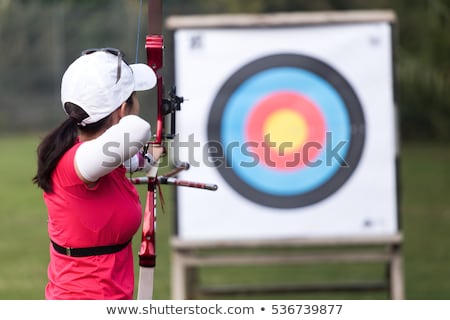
{"left": 33, "top": 95, "right": 135, "bottom": 193}
{"left": 33, "top": 102, "right": 93, "bottom": 193}
{"left": 32, "top": 117, "right": 78, "bottom": 193}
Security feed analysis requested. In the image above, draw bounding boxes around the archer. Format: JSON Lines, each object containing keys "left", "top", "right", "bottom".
{"left": 33, "top": 48, "right": 163, "bottom": 300}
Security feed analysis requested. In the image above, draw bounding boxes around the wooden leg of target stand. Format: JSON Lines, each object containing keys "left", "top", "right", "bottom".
{"left": 171, "top": 248, "right": 198, "bottom": 299}
{"left": 171, "top": 249, "right": 188, "bottom": 300}
{"left": 186, "top": 266, "right": 198, "bottom": 300}
{"left": 389, "top": 243, "right": 404, "bottom": 300}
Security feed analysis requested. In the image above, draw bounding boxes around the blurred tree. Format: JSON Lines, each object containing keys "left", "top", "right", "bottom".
{"left": 391, "top": 0, "right": 449, "bottom": 140}
{"left": 0, "top": 0, "right": 144, "bottom": 131}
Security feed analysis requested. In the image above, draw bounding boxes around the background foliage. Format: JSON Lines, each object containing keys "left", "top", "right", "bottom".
{"left": 0, "top": 0, "right": 448, "bottom": 140}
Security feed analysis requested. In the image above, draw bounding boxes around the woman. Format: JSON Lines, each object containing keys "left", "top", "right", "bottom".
{"left": 33, "top": 48, "right": 163, "bottom": 299}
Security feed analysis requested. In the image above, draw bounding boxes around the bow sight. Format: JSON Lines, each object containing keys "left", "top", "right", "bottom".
{"left": 162, "top": 86, "right": 184, "bottom": 140}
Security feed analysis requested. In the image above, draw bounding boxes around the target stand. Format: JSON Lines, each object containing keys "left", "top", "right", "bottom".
{"left": 170, "top": 235, "right": 403, "bottom": 299}
{"left": 167, "top": 10, "right": 403, "bottom": 300}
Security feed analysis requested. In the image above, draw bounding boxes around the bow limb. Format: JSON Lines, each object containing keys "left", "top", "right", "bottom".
{"left": 137, "top": 163, "right": 159, "bottom": 300}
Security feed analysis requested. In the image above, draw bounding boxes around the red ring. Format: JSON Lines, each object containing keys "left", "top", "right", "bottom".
{"left": 245, "top": 91, "right": 326, "bottom": 170}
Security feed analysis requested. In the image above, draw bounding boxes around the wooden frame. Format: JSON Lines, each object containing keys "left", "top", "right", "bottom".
{"left": 171, "top": 234, "right": 404, "bottom": 300}
{"left": 166, "top": 10, "right": 396, "bottom": 29}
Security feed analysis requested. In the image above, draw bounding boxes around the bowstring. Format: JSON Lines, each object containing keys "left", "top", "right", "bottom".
{"left": 129, "top": 0, "right": 144, "bottom": 180}
{"left": 135, "top": 0, "right": 143, "bottom": 64}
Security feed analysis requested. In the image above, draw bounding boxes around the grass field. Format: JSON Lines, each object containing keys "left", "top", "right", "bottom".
{"left": 0, "top": 134, "right": 449, "bottom": 300}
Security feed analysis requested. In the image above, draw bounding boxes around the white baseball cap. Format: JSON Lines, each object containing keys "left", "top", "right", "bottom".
{"left": 61, "top": 49, "right": 157, "bottom": 125}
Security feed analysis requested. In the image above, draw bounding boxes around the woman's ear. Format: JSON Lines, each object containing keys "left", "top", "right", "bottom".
{"left": 118, "top": 102, "right": 128, "bottom": 119}
{"left": 110, "top": 103, "right": 127, "bottom": 125}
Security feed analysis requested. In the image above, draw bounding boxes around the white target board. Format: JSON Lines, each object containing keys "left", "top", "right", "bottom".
{"left": 168, "top": 11, "right": 399, "bottom": 241}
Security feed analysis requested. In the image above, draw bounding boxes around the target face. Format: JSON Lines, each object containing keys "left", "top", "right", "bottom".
{"left": 207, "top": 54, "right": 365, "bottom": 208}
{"left": 172, "top": 20, "right": 398, "bottom": 240}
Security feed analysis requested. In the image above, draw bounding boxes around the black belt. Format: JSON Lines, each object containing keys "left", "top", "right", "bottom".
{"left": 51, "top": 239, "right": 131, "bottom": 257}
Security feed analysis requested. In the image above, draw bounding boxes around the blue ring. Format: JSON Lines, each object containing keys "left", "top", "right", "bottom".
{"left": 207, "top": 53, "right": 365, "bottom": 208}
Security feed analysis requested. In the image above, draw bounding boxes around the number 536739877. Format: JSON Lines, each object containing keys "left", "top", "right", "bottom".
{"left": 271, "top": 304, "right": 343, "bottom": 315}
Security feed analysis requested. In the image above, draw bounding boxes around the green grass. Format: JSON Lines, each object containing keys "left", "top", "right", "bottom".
{"left": 0, "top": 135, "right": 449, "bottom": 299}
{"left": 399, "top": 142, "right": 450, "bottom": 299}
{"left": 0, "top": 134, "right": 49, "bottom": 299}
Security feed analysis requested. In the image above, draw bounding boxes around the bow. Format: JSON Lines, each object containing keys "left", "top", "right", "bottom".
{"left": 131, "top": 0, "right": 217, "bottom": 300}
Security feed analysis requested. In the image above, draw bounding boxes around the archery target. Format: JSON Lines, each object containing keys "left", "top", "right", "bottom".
{"left": 171, "top": 16, "right": 399, "bottom": 241}
{"left": 207, "top": 53, "right": 365, "bottom": 208}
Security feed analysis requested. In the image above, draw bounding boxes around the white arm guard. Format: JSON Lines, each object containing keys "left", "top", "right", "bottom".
{"left": 75, "top": 115, "right": 151, "bottom": 182}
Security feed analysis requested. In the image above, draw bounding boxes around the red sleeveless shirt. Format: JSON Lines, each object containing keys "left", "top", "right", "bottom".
{"left": 44, "top": 142, "right": 142, "bottom": 299}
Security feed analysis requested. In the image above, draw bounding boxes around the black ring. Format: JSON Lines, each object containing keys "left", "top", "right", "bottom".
{"left": 207, "top": 54, "right": 365, "bottom": 208}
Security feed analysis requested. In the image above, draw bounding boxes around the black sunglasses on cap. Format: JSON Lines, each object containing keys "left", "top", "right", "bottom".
{"left": 81, "top": 48, "right": 129, "bottom": 84}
